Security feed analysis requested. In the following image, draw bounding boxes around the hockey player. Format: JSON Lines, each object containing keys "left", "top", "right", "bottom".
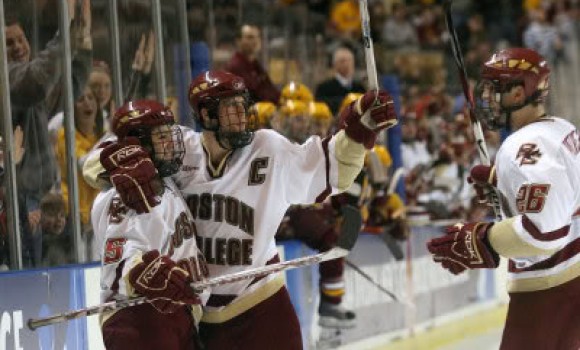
{"left": 277, "top": 99, "right": 311, "bottom": 144}
{"left": 91, "top": 100, "right": 208, "bottom": 350}
{"left": 279, "top": 81, "right": 315, "bottom": 105}
{"left": 309, "top": 101, "right": 334, "bottom": 138}
{"left": 251, "top": 101, "right": 277, "bottom": 129}
{"left": 85, "top": 70, "right": 398, "bottom": 349}
{"left": 426, "top": 48, "right": 580, "bottom": 349}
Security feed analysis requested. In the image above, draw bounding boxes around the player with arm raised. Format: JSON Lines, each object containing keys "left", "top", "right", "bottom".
{"left": 426, "top": 48, "right": 580, "bottom": 349}
{"left": 91, "top": 100, "right": 208, "bottom": 350}
{"left": 85, "top": 70, "right": 397, "bottom": 349}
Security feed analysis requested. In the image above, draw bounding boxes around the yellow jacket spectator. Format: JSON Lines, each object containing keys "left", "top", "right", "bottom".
{"left": 56, "top": 86, "right": 103, "bottom": 226}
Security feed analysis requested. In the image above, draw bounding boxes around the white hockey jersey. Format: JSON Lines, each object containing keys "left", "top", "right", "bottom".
{"left": 172, "top": 128, "right": 354, "bottom": 322}
{"left": 490, "top": 117, "right": 580, "bottom": 292}
{"left": 91, "top": 178, "right": 209, "bottom": 323}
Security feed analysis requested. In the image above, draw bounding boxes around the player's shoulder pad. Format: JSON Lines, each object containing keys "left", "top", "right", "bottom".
{"left": 499, "top": 117, "right": 572, "bottom": 171}
{"left": 253, "top": 129, "right": 292, "bottom": 150}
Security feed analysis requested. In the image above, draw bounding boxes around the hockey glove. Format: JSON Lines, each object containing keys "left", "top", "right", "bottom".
{"left": 467, "top": 164, "right": 497, "bottom": 204}
{"left": 100, "top": 138, "right": 162, "bottom": 214}
{"left": 128, "top": 250, "right": 200, "bottom": 313}
{"left": 339, "top": 90, "right": 398, "bottom": 149}
{"left": 427, "top": 222, "right": 499, "bottom": 275}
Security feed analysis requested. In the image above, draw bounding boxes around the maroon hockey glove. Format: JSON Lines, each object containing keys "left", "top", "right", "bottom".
{"left": 339, "top": 90, "right": 398, "bottom": 149}
{"left": 128, "top": 250, "right": 200, "bottom": 313}
{"left": 426, "top": 222, "right": 499, "bottom": 275}
{"left": 467, "top": 165, "right": 497, "bottom": 204}
{"left": 100, "top": 138, "right": 162, "bottom": 214}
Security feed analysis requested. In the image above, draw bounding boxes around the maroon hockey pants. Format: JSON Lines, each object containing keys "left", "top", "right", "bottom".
{"left": 500, "top": 276, "right": 580, "bottom": 350}
{"left": 199, "top": 286, "right": 303, "bottom": 350}
{"left": 102, "top": 303, "right": 198, "bottom": 350}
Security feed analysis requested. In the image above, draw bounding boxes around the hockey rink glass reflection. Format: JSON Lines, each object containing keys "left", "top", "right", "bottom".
{"left": 474, "top": 80, "right": 503, "bottom": 129}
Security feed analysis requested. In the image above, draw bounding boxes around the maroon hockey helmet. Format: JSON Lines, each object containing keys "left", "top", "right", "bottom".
{"left": 474, "top": 48, "right": 550, "bottom": 129}
{"left": 111, "top": 99, "right": 184, "bottom": 177}
{"left": 188, "top": 70, "right": 255, "bottom": 149}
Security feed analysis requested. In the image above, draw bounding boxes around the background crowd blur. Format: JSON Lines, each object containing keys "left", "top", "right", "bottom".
{"left": 0, "top": 0, "right": 578, "bottom": 277}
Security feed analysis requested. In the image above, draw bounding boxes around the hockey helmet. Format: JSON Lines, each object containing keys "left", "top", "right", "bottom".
{"left": 474, "top": 48, "right": 550, "bottom": 129}
{"left": 309, "top": 101, "right": 333, "bottom": 121}
{"left": 189, "top": 70, "right": 255, "bottom": 149}
{"left": 111, "top": 99, "right": 185, "bottom": 177}
{"left": 280, "top": 82, "right": 314, "bottom": 105}
{"left": 338, "top": 92, "right": 363, "bottom": 115}
{"left": 279, "top": 100, "right": 311, "bottom": 143}
{"left": 252, "top": 101, "right": 277, "bottom": 129}
{"left": 309, "top": 101, "right": 333, "bottom": 138}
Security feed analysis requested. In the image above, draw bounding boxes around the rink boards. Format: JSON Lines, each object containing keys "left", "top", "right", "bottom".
{"left": 0, "top": 226, "right": 497, "bottom": 350}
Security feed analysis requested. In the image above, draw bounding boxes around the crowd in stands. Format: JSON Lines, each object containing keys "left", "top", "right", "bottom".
{"left": 0, "top": 0, "right": 578, "bottom": 271}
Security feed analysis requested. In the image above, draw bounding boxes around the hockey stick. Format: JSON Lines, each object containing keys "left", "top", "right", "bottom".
{"left": 28, "top": 206, "right": 362, "bottom": 331}
{"left": 345, "top": 259, "right": 399, "bottom": 301}
{"left": 443, "top": 0, "right": 502, "bottom": 221}
{"left": 379, "top": 167, "right": 407, "bottom": 260}
{"left": 358, "top": 0, "right": 393, "bottom": 130}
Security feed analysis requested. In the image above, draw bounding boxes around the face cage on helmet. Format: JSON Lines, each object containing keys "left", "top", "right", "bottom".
{"left": 148, "top": 125, "right": 185, "bottom": 177}
{"left": 474, "top": 79, "right": 511, "bottom": 130}
{"left": 199, "top": 92, "right": 256, "bottom": 150}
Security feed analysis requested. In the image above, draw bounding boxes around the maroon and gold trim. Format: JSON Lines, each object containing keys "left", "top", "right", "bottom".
{"left": 522, "top": 215, "right": 569, "bottom": 242}
{"left": 509, "top": 237, "right": 580, "bottom": 273}
{"left": 316, "top": 136, "right": 332, "bottom": 203}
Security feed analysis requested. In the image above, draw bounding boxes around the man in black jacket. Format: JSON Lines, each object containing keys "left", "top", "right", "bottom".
{"left": 315, "top": 46, "right": 365, "bottom": 115}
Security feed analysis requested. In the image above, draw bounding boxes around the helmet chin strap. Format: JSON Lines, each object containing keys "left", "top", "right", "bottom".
{"left": 497, "top": 89, "right": 542, "bottom": 131}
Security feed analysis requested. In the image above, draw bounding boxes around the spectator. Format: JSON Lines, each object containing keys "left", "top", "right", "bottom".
{"left": 382, "top": 3, "right": 419, "bottom": 50}
{"left": 415, "top": 6, "right": 444, "bottom": 49}
{"left": 0, "top": 126, "right": 26, "bottom": 270}
{"left": 88, "top": 61, "right": 114, "bottom": 124}
{"left": 55, "top": 86, "right": 103, "bottom": 259}
{"left": 401, "top": 113, "right": 431, "bottom": 171}
{"left": 126, "top": 31, "right": 155, "bottom": 101}
{"left": 315, "top": 46, "right": 366, "bottom": 114}
{"left": 5, "top": 0, "right": 92, "bottom": 267}
{"left": 225, "top": 24, "right": 280, "bottom": 103}
{"left": 40, "top": 193, "right": 70, "bottom": 267}
{"left": 523, "top": 8, "right": 563, "bottom": 64}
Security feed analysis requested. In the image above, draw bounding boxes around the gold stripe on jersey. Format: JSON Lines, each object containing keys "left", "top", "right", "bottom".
{"left": 334, "top": 130, "right": 367, "bottom": 191}
{"left": 201, "top": 275, "right": 285, "bottom": 324}
{"left": 488, "top": 217, "right": 558, "bottom": 258}
{"left": 202, "top": 136, "right": 233, "bottom": 178}
{"left": 507, "top": 260, "right": 580, "bottom": 292}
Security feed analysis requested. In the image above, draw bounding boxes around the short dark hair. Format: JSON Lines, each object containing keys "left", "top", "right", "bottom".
{"left": 4, "top": 13, "right": 21, "bottom": 28}
{"left": 40, "top": 193, "right": 65, "bottom": 215}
